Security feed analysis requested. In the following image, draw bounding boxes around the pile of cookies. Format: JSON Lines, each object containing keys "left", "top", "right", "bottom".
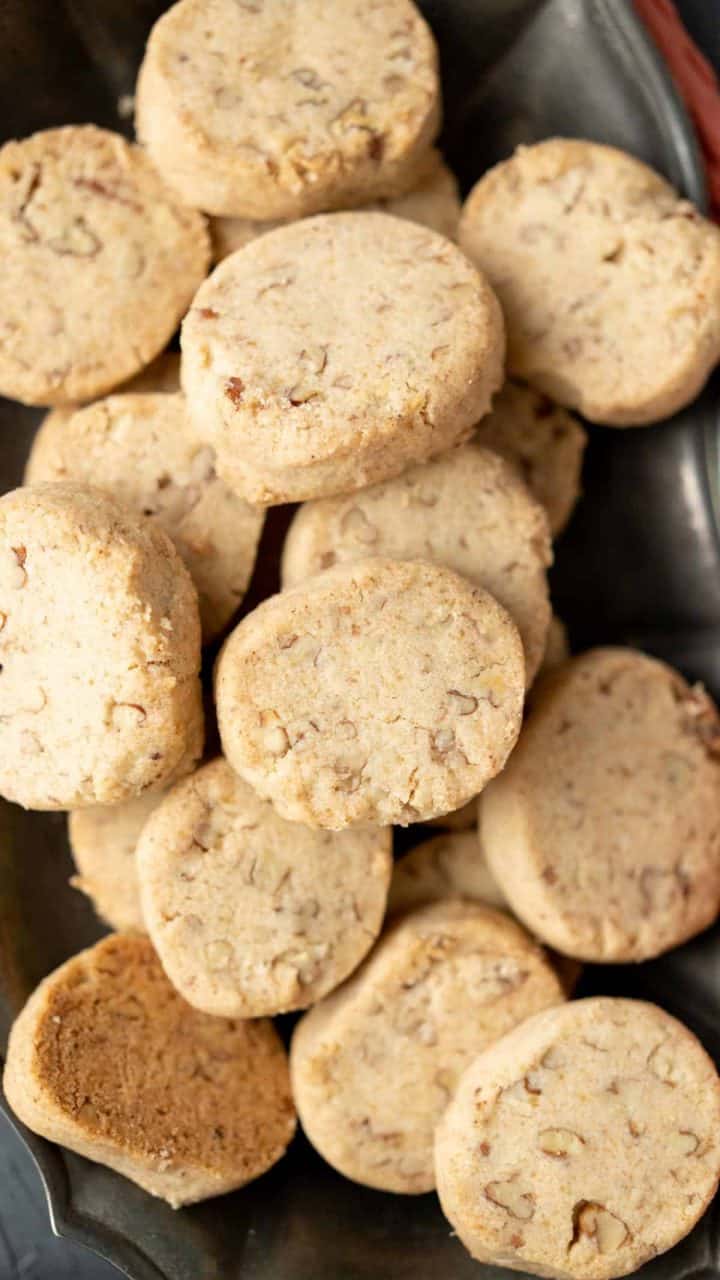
{"left": 3, "top": 0, "right": 720, "bottom": 1275}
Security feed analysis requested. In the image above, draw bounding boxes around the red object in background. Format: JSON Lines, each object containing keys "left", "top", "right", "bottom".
{"left": 634, "top": 0, "right": 720, "bottom": 218}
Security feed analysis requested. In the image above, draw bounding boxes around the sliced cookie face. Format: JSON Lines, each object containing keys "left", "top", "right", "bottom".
{"left": 137, "top": 758, "right": 392, "bottom": 1017}
{"left": 210, "top": 151, "right": 461, "bottom": 261}
{"left": 69, "top": 791, "right": 166, "bottom": 932}
{"left": 182, "top": 212, "right": 504, "bottom": 505}
{"left": 135, "top": 0, "right": 440, "bottom": 219}
{"left": 388, "top": 831, "right": 505, "bottom": 916}
{"left": 481, "top": 648, "right": 720, "bottom": 961}
{"left": 0, "top": 126, "right": 209, "bottom": 406}
{"left": 0, "top": 484, "right": 203, "bottom": 810}
{"left": 436, "top": 998, "right": 720, "bottom": 1279}
{"left": 474, "top": 382, "right": 586, "bottom": 536}
{"left": 216, "top": 558, "right": 525, "bottom": 830}
{"left": 3, "top": 934, "right": 296, "bottom": 1207}
{"left": 459, "top": 139, "right": 720, "bottom": 425}
{"left": 26, "top": 392, "right": 264, "bottom": 642}
{"left": 291, "top": 899, "right": 565, "bottom": 1193}
{"left": 282, "top": 445, "right": 551, "bottom": 684}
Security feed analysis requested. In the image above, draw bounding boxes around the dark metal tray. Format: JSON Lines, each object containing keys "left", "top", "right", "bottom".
{"left": 2, "top": 1, "right": 720, "bottom": 1277}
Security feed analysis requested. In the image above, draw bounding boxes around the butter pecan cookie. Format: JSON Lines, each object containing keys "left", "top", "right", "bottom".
{"left": 136, "top": 0, "right": 440, "bottom": 219}
{"left": 0, "top": 126, "right": 209, "bottom": 405}
{"left": 69, "top": 791, "right": 166, "bottom": 932}
{"left": 460, "top": 139, "right": 720, "bottom": 425}
{"left": 215, "top": 558, "right": 525, "bottom": 829}
{"left": 3, "top": 934, "right": 296, "bottom": 1207}
{"left": 181, "top": 212, "right": 504, "bottom": 505}
{"left": 436, "top": 998, "right": 720, "bottom": 1279}
{"left": 0, "top": 484, "right": 203, "bottom": 809}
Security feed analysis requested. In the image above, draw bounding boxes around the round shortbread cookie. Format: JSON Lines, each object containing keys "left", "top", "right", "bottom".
{"left": 137, "top": 757, "right": 392, "bottom": 1017}
{"left": 291, "top": 899, "right": 565, "bottom": 1193}
{"left": 3, "top": 934, "right": 296, "bottom": 1207}
{"left": 436, "top": 997, "right": 720, "bottom": 1280}
{"left": 481, "top": 647, "right": 720, "bottom": 962}
{"left": 26, "top": 392, "right": 264, "bottom": 642}
{"left": 459, "top": 139, "right": 720, "bottom": 425}
{"left": 210, "top": 151, "right": 461, "bottom": 261}
{"left": 216, "top": 557, "right": 525, "bottom": 829}
{"left": 388, "top": 830, "right": 505, "bottom": 916}
{"left": 0, "top": 484, "right": 203, "bottom": 810}
{"left": 135, "top": 0, "right": 440, "bottom": 220}
{"left": 68, "top": 791, "right": 165, "bottom": 932}
{"left": 281, "top": 444, "right": 551, "bottom": 684}
{"left": 474, "top": 382, "right": 586, "bottom": 536}
{"left": 0, "top": 126, "right": 209, "bottom": 406}
{"left": 181, "top": 212, "right": 505, "bottom": 505}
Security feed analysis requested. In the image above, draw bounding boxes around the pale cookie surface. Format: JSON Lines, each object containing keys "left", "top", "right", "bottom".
{"left": 291, "top": 899, "right": 564, "bottom": 1193}
{"left": 459, "top": 139, "right": 720, "bottom": 425}
{"left": 388, "top": 831, "right": 505, "bottom": 916}
{"left": 135, "top": 0, "right": 440, "bottom": 219}
{"left": 474, "top": 382, "right": 586, "bottom": 535}
{"left": 210, "top": 151, "right": 461, "bottom": 260}
{"left": 3, "top": 934, "right": 296, "bottom": 1207}
{"left": 436, "top": 997, "right": 720, "bottom": 1280}
{"left": 0, "top": 126, "right": 209, "bottom": 406}
{"left": 216, "top": 557, "right": 525, "bottom": 829}
{"left": 26, "top": 392, "right": 264, "bottom": 642}
{"left": 0, "top": 484, "right": 203, "bottom": 810}
{"left": 36, "top": 349, "right": 182, "bottom": 438}
{"left": 481, "top": 648, "right": 720, "bottom": 961}
{"left": 137, "top": 757, "right": 392, "bottom": 1017}
{"left": 69, "top": 791, "right": 165, "bottom": 932}
{"left": 182, "top": 212, "right": 504, "bottom": 505}
{"left": 282, "top": 444, "right": 551, "bottom": 684}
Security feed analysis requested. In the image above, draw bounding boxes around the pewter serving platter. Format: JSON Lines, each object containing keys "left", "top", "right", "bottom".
{"left": 2, "top": 1, "right": 720, "bottom": 1277}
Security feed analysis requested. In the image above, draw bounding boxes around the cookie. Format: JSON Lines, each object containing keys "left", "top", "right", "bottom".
{"left": 3, "top": 934, "right": 296, "bottom": 1207}
{"left": 181, "top": 212, "right": 505, "bottom": 505}
{"left": 216, "top": 557, "right": 525, "bottom": 829}
{"left": 281, "top": 444, "right": 551, "bottom": 685}
{"left": 474, "top": 382, "right": 586, "bottom": 536}
{"left": 0, "top": 126, "right": 209, "bottom": 406}
{"left": 481, "top": 648, "right": 720, "bottom": 961}
{"left": 137, "top": 757, "right": 392, "bottom": 1017}
{"left": 68, "top": 791, "right": 165, "bottom": 932}
{"left": 388, "top": 831, "right": 504, "bottom": 916}
{"left": 291, "top": 899, "right": 565, "bottom": 1193}
{"left": 0, "top": 484, "right": 203, "bottom": 810}
{"left": 436, "top": 997, "right": 720, "bottom": 1280}
{"left": 36, "top": 349, "right": 183, "bottom": 439}
{"left": 209, "top": 151, "right": 461, "bottom": 261}
{"left": 459, "top": 139, "right": 720, "bottom": 425}
{"left": 26, "top": 392, "right": 264, "bottom": 642}
{"left": 135, "top": 0, "right": 440, "bottom": 219}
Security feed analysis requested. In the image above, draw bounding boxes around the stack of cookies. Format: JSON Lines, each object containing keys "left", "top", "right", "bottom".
{"left": 2, "top": 1, "right": 720, "bottom": 1274}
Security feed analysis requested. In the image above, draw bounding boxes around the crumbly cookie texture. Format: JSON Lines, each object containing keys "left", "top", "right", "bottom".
{"left": 216, "top": 557, "right": 525, "bottom": 830}
{"left": 436, "top": 997, "right": 720, "bottom": 1280}
{"left": 388, "top": 831, "right": 505, "bottom": 916}
{"left": 481, "top": 647, "right": 720, "bottom": 962}
{"left": 291, "top": 899, "right": 565, "bottom": 1193}
{"left": 181, "top": 212, "right": 505, "bottom": 505}
{"left": 282, "top": 444, "right": 551, "bottom": 685}
{"left": 137, "top": 757, "right": 392, "bottom": 1017}
{"left": 135, "top": 0, "right": 440, "bottom": 219}
{"left": 0, "top": 484, "right": 203, "bottom": 810}
{"left": 69, "top": 791, "right": 165, "bottom": 932}
{"left": 0, "top": 126, "right": 209, "bottom": 406}
{"left": 3, "top": 934, "right": 296, "bottom": 1207}
{"left": 459, "top": 139, "right": 720, "bottom": 425}
{"left": 474, "top": 382, "right": 586, "bottom": 536}
{"left": 209, "top": 150, "right": 461, "bottom": 260}
{"left": 26, "top": 392, "right": 264, "bottom": 642}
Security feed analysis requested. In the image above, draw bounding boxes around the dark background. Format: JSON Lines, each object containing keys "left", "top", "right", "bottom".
{"left": 0, "top": 1, "right": 719, "bottom": 1277}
